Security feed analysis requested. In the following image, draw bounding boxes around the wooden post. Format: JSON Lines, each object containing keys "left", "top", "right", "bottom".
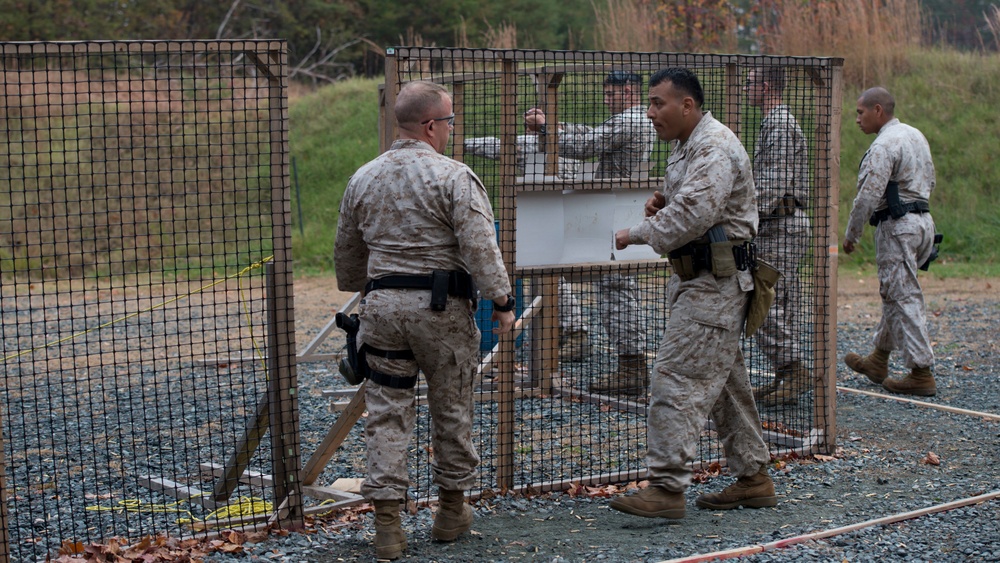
{"left": 529, "top": 275, "right": 561, "bottom": 394}
{"left": 723, "top": 62, "right": 743, "bottom": 136}
{"left": 452, "top": 82, "right": 465, "bottom": 161}
{"left": 536, "top": 72, "right": 563, "bottom": 176}
{"left": 495, "top": 56, "right": 518, "bottom": 490}
{"left": 383, "top": 49, "right": 400, "bottom": 153}
{"left": 811, "top": 61, "right": 844, "bottom": 454}
{"left": 0, "top": 402, "right": 10, "bottom": 563}
{"left": 246, "top": 44, "right": 304, "bottom": 527}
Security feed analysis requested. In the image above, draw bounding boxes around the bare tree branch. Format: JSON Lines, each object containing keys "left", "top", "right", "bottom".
{"left": 216, "top": 0, "right": 243, "bottom": 40}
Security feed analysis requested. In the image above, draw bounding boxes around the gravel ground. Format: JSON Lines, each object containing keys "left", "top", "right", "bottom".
{"left": 196, "top": 274, "right": 1000, "bottom": 563}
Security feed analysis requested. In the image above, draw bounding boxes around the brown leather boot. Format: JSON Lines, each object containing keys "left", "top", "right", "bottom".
{"left": 760, "top": 361, "right": 811, "bottom": 407}
{"left": 609, "top": 485, "right": 686, "bottom": 519}
{"left": 589, "top": 354, "right": 649, "bottom": 396}
{"left": 695, "top": 468, "right": 777, "bottom": 510}
{"left": 559, "top": 329, "right": 591, "bottom": 362}
{"left": 432, "top": 489, "right": 473, "bottom": 542}
{"left": 844, "top": 349, "right": 890, "bottom": 384}
{"left": 372, "top": 499, "right": 407, "bottom": 560}
{"left": 882, "top": 366, "right": 936, "bottom": 396}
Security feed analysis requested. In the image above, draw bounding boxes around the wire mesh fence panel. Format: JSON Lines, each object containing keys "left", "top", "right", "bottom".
{"left": 383, "top": 48, "right": 841, "bottom": 501}
{"left": 0, "top": 41, "right": 299, "bottom": 561}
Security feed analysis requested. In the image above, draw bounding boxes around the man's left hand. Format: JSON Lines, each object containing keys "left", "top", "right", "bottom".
{"left": 492, "top": 310, "right": 516, "bottom": 334}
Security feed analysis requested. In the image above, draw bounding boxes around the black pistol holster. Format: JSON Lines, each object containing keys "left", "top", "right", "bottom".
{"left": 868, "top": 181, "right": 941, "bottom": 271}
{"left": 869, "top": 180, "right": 931, "bottom": 226}
{"left": 335, "top": 311, "right": 418, "bottom": 388}
{"left": 335, "top": 312, "right": 368, "bottom": 385}
{"left": 920, "top": 233, "right": 944, "bottom": 271}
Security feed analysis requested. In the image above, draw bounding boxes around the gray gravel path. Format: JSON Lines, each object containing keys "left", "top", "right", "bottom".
{"left": 203, "top": 279, "right": 1000, "bottom": 563}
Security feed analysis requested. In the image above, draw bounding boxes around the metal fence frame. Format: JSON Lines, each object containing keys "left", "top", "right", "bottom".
{"left": 365, "top": 47, "right": 844, "bottom": 495}
{"left": 0, "top": 40, "right": 300, "bottom": 562}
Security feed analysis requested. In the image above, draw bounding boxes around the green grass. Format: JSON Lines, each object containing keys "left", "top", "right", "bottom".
{"left": 288, "top": 78, "right": 381, "bottom": 274}
{"left": 290, "top": 50, "right": 1000, "bottom": 277}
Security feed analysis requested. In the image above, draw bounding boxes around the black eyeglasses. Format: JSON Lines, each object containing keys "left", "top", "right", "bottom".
{"left": 421, "top": 114, "right": 455, "bottom": 126}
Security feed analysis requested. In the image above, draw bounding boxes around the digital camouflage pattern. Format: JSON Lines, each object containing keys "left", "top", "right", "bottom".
{"left": 627, "top": 112, "right": 769, "bottom": 491}
{"left": 846, "top": 119, "right": 936, "bottom": 369}
{"left": 335, "top": 138, "right": 512, "bottom": 500}
{"left": 335, "top": 139, "right": 511, "bottom": 302}
{"left": 463, "top": 134, "right": 581, "bottom": 179}
{"left": 557, "top": 105, "right": 656, "bottom": 179}
{"left": 753, "top": 104, "right": 810, "bottom": 370}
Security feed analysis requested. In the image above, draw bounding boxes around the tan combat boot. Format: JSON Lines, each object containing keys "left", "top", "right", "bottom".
{"left": 559, "top": 329, "right": 591, "bottom": 362}
{"left": 589, "top": 354, "right": 649, "bottom": 396}
{"left": 372, "top": 499, "right": 407, "bottom": 560}
{"left": 431, "top": 489, "right": 473, "bottom": 542}
{"left": 760, "top": 361, "right": 812, "bottom": 407}
{"left": 695, "top": 468, "right": 777, "bottom": 510}
{"left": 844, "top": 348, "right": 890, "bottom": 384}
{"left": 882, "top": 366, "right": 936, "bottom": 397}
{"left": 609, "top": 485, "right": 686, "bottom": 519}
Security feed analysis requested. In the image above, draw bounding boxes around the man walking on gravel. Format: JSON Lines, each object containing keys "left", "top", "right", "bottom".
{"left": 609, "top": 67, "right": 775, "bottom": 519}
{"left": 335, "top": 80, "right": 515, "bottom": 559}
{"left": 843, "top": 87, "right": 938, "bottom": 397}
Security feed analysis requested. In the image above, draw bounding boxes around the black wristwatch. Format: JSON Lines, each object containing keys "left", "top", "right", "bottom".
{"left": 493, "top": 294, "right": 516, "bottom": 312}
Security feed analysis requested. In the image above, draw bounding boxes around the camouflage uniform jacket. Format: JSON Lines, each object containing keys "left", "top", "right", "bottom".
{"left": 845, "top": 118, "right": 935, "bottom": 244}
{"left": 754, "top": 104, "right": 809, "bottom": 220}
{"left": 334, "top": 138, "right": 512, "bottom": 302}
{"left": 556, "top": 105, "right": 655, "bottom": 178}
{"left": 628, "top": 112, "right": 758, "bottom": 256}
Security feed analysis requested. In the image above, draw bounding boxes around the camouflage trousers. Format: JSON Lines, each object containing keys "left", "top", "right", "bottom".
{"left": 873, "top": 212, "right": 936, "bottom": 368}
{"left": 755, "top": 216, "right": 810, "bottom": 369}
{"left": 357, "top": 289, "right": 481, "bottom": 501}
{"left": 559, "top": 273, "right": 645, "bottom": 356}
{"left": 646, "top": 272, "right": 770, "bottom": 493}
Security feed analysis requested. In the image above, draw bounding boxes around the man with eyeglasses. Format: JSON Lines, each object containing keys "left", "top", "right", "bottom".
{"left": 743, "top": 66, "right": 813, "bottom": 407}
{"left": 335, "top": 80, "right": 515, "bottom": 560}
{"left": 523, "top": 70, "right": 656, "bottom": 397}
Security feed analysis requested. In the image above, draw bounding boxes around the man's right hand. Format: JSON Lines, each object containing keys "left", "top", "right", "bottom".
{"left": 492, "top": 310, "right": 516, "bottom": 334}
{"left": 645, "top": 190, "right": 666, "bottom": 217}
{"left": 524, "top": 108, "right": 546, "bottom": 133}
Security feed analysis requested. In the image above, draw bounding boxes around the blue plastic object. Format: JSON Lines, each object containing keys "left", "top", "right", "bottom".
{"left": 475, "top": 221, "right": 524, "bottom": 351}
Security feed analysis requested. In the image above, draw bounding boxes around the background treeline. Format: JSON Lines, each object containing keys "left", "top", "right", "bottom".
{"left": 2, "top": 0, "right": 1000, "bottom": 83}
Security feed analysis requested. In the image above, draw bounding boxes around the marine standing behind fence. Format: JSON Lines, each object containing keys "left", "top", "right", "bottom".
{"left": 743, "top": 66, "right": 813, "bottom": 407}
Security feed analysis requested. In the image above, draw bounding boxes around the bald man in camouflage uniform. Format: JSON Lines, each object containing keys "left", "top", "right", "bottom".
{"left": 843, "top": 87, "right": 937, "bottom": 397}
{"left": 609, "top": 68, "right": 775, "bottom": 519}
{"left": 525, "top": 71, "right": 656, "bottom": 395}
{"left": 335, "top": 81, "right": 515, "bottom": 560}
{"left": 743, "top": 67, "right": 813, "bottom": 406}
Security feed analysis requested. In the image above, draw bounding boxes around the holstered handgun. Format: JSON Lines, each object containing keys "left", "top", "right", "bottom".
{"left": 335, "top": 312, "right": 368, "bottom": 385}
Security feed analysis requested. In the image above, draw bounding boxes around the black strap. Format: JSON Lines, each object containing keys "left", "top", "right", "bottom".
{"left": 368, "top": 369, "right": 418, "bottom": 389}
{"left": 364, "top": 271, "right": 477, "bottom": 299}
{"left": 361, "top": 343, "right": 415, "bottom": 361}
{"left": 361, "top": 345, "right": 418, "bottom": 389}
{"left": 868, "top": 200, "right": 930, "bottom": 226}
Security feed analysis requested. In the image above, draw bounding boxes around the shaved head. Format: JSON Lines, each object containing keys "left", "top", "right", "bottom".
{"left": 859, "top": 87, "right": 895, "bottom": 117}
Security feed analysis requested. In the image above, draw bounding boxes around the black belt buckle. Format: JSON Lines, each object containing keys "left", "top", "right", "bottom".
{"left": 430, "top": 270, "right": 449, "bottom": 311}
